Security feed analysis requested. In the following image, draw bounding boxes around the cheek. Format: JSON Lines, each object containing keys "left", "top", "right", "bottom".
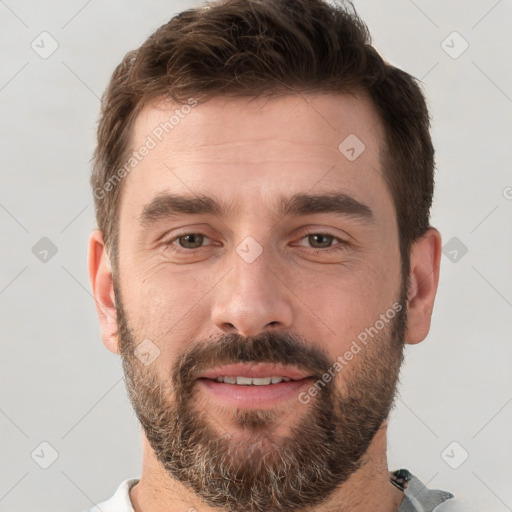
{"left": 123, "top": 256, "right": 207, "bottom": 314}
{"left": 122, "top": 265, "right": 216, "bottom": 355}
{"left": 291, "top": 259, "right": 400, "bottom": 354}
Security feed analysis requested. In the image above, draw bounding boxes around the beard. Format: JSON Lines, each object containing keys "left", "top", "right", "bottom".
{"left": 114, "top": 279, "right": 408, "bottom": 512}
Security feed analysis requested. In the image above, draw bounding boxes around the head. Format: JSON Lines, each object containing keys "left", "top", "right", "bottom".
{"left": 88, "top": 1, "right": 441, "bottom": 511}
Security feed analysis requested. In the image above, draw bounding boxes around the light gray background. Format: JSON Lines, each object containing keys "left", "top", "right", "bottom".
{"left": 1, "top": 1, "right": 511, "bottom": 511}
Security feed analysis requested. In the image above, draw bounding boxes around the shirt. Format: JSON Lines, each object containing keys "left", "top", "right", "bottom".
{"left": 83, "top": 469, "right": 457, "bottom": 512}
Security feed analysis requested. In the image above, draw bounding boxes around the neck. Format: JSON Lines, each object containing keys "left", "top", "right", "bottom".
{"left": 130, "top": 422, "right": 404, "bottom": 512}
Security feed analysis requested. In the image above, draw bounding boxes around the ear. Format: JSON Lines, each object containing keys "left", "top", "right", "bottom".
{"left": 88, "top": 230, "right": 120, "bottom": 354}
{"left": 404, "top": 227, "right": 442, "bottom": 345}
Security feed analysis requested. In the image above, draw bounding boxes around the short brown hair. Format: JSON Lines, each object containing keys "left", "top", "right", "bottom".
{"left": 91, "top": 0, "right": 434, "bottom": 279}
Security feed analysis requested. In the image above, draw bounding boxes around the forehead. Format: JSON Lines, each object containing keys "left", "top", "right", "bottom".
{"left": 120, "top": 92, "right": 392, "bottom": 225}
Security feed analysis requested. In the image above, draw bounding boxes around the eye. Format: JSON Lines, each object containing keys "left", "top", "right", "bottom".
{"left": 296, "top": 233, "right": 346, "bottom": 251}
{"left": 168, "top": 233, "right": 213, "bottom": 250}
{"left": 304, "top": 233, "right": 337, "bottom": 249}
{"left": 160, "top": 231, "right": 218, "bottom": 262}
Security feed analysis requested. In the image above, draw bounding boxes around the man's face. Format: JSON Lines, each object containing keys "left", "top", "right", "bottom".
{"left": 113, "top": 93, "right": 406, "bottom": 511}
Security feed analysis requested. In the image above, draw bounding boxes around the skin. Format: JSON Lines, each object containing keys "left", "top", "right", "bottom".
{"left": 88, "top": 92, "right": 442, "bottom": 512}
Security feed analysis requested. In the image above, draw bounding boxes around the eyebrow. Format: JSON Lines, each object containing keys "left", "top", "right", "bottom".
{"left": 140, "top": 191, "right": 374, "bottom": 227}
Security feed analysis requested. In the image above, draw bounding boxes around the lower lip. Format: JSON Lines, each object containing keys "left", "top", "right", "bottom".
{"left": 196, "top": 378, "right": 312, "bottom": 408}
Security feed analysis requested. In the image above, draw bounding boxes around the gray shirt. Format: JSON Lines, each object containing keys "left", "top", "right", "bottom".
{"left": 391, "top": 469, "right": 454, "bottom": 511}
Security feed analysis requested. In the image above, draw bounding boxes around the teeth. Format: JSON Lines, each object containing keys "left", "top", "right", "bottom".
{"left": 214, "top": 376, "right": 292, "bottom": 385}
{"left": 251, "top": 377, "right": 272, "bottom": 385}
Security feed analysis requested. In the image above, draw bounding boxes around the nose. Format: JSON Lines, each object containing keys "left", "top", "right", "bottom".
{"left": 211, "top": 245, "right": 294, "bottom": 337}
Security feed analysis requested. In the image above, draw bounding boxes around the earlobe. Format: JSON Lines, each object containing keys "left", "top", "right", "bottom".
{"left": 88, "top": 230, "right": 120, "bottom": 354}
{"left": 404, "top": 227, "right": 442, "bottom": 345}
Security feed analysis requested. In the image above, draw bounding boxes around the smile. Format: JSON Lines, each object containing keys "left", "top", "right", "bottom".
{"left": 208, "top": 376, "right": 293, "bottom": 385}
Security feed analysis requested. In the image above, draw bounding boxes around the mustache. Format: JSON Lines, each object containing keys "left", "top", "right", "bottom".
{"left": 172, "top": 331, "right": 334, "bottom": 393}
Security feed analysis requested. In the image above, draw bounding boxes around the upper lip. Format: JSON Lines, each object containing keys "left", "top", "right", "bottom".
{"left": 196, "top": 363, "right": 313, "bottom": 381}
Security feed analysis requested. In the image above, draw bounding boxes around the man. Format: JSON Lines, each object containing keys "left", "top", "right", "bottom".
{"left": 86, "top": 0, "right": 458, "bottom": 510}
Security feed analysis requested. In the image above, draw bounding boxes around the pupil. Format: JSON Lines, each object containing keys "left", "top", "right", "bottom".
{"left": 180, "top": 234, "right": 203, "bottom": 248}
{"left": 310, "top": 234, "right": 331, "bottom": 248}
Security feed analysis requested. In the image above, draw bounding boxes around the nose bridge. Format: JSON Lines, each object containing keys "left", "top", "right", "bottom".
{"left": 211, "top": 240, "right": 294, "bottom": 336}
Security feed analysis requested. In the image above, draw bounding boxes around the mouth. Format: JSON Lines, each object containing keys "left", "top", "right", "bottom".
{"left": 195, "top": 363, "right": 315, "bottom": 408}
{"left": 206, "top": 375, "right": 295, "bottom": 385}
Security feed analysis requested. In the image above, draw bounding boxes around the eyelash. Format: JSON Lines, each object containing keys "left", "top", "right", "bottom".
{"left": 164, "top": 232, "right": 348, "bottom": 255}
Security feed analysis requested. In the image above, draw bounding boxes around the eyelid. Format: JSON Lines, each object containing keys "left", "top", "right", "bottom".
{"left": 293, "top": 225, "right": 348, "bottom": 241}
{"left": 293, "top": 223, "right": 355, "bottom": 242}
{"left": 159, "top": 222, "right": 215, "bottom": 241}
